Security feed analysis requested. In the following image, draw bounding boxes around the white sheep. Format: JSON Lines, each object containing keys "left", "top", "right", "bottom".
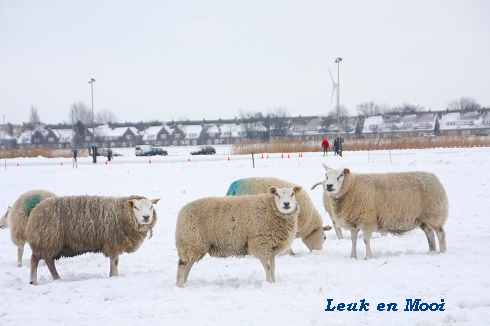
{"left": 2, "top": 190, "right": 56, "bottom": 266}
{"left": 226, "top": 177, "right": 332, "bottom": 251}
{"left": 176, "top": 186, "right": 301, "bottom": 287}
{"left": 312, "top": 165, "right": 448, "bottom": 259}
{"left": 25, "top": 195, "right": 159, "bottom": 285}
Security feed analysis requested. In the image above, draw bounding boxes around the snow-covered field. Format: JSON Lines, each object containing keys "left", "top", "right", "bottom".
{"left": 1, "top": 147, "right": 489, "bottom": 325}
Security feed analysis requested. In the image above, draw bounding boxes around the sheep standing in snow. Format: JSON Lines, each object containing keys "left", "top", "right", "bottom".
{"left": 312, "top": 165, "right": 448, "bottom": 259}
{"left": 176, "top": 186, "right": 301, "bottom": 287}
{"left": 25, "top": 195, "right": 159, "bottom": 285}
{"left": 226, "top": 177, "right": 332, "bottom": 251}
{"left": 2, "top": 190, "right": 56, "bottom": 266}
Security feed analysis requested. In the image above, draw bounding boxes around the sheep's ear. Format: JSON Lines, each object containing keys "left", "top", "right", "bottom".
{"left": 292, "top": 186, "right": 302, "bottom": 194}
{"left": 322, "top": 163, "right": 329, "bottom": 171}
{"left": 269, "top": 187, "right": 277, "bottom": 195}
{"left": 151, "top": 198, "right": 160, "bottom": 205}
{"left": 128, "top": 200, "right": 135, "bottom": 208}
{"left": 343, "top": 168, "right": 350, "bottom": 175}
{"left": 323, "top": 225, "right": 332, "bottom": 231}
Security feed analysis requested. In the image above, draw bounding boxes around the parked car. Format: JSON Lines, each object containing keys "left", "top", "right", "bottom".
{"left": 96, "top": 148, "right": 122, "bottom": 157}
{"left": 135, "top": 145, "right": 168, "bottom": 156}
{"left": 191, "top": 146, "right": 216, "bottom": 155}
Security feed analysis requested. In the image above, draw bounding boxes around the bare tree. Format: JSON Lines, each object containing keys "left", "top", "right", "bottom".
{"left": 69, "top": 101, "right": 93, "bottom": 125}
{"left": 95, "top": 109, "right": 118, "bottom": 124}
{"left": 388, "top": 103, "right": 425, "bottom": 114}
{"left": 448, "top": 97, "right": 481, "bottom": 111}
{"left": 238, "top": 110, "right": 266, "bottom": 140}
{"left": 356, "top": 101, "right": 386, "bottom": 116}
{"left": 267, "top": 107, "right": 290, "bottom": 137}
{"left": 29, "top": 106, "right": 41, "bottom": 125}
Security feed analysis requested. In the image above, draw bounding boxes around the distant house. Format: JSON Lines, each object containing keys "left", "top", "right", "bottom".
{"left": 17, "top": 125, "right": 59, "bottom": 148}
{"left": 362, "top": 112, "right": 438, "bottom": 137}
{"left": 94, "top": 124, "right": 140, "bottom": 147}
{"left": 439, "top": 110, "right": 490, "bottom": 136}
{"left": 140, "top": 124, "right": 173, "bottom": 146}
{"left": 178, "top": 124, "right": 203, "bottom": 145}
{"left": 219, "top": 123, "right": 247, "bottom": 144}
{"left": 52, "top": 129, "right": 74, "bottom": 148}
{"left": 0, "top": 127, "right": 16, "bottom": 149}
{"left": 203, "top": 124, "right": 223, "bottom": 145}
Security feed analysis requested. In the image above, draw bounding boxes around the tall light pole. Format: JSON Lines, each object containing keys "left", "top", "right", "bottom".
{"left": 88, "top": 78, "right": 96, "bottom": 143}
{"left": 334, "top": 57, "right": 343, "bottom": 125}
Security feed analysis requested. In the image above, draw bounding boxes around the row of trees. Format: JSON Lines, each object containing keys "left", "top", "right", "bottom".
{"left": 22, "top": 96, "right": 484, "bottom": 132}
{"left": 355, "top": 97, "right": 482, "bottom": 117}
{"left": 28, "top": 102, "right": 118, "bottom": 126}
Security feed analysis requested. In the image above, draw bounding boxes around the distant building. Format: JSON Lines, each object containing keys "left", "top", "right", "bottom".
{"left": 439, "top": 110, "right": 490, "bottom": 136}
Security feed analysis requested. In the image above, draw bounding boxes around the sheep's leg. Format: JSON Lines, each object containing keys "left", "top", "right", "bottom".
{"left": 176, "top": 259, "right": 194, "bottom": 287}
{"left": 17, "top": 245, "right": 24, "bottom": 267}
{"left": 45, "top": 258, "right": 61, "bottom": 280}
{"left": 333, "top": 223, "right": 343, "bottom": 239}
{"left": 363, "top": 230, "right": 373, "bottom": 259}
{"left": 435, "top": 227, "right": 447, "bottom": 253}
{"left": 269, "top": 256, "right": 276, "bottom": 282}
{"left": 350, "top": 229, "right": 359, "bottom": 259}
{"left": 420, "top": 223, "right": 436, "bottom": 252}
{"left": 183, "top": 260, "right": 195, "bottom": 283}
{"left": 110, "top": 255, "right": 119, "bottom": 277}
{"left": 258, "top": 256, "right": 273, "bottom": 283}
{"left": 30, "top": 254, "right": 40, "bottom": 285}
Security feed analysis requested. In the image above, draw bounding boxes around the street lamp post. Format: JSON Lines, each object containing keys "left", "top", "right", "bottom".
{"left": 334, "top": 57, "right": 343, "bottom": 125}
{"left": 88, "top": 77, "right": 96, "bottom": 163}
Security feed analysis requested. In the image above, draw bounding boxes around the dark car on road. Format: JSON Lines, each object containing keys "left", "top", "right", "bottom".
{"left": 135, "top": 145, "right": 168, "bottom": 156}
{"left": 191, "top": 146, "right": 216, "bottom": 155}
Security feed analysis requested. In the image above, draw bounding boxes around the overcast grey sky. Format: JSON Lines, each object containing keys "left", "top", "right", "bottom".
{"left": 1, "top": 0, "right": 489, "bottom": 124}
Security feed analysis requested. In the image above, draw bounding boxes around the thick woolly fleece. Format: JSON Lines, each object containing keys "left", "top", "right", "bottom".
{"left": 324, "top": 172, "right": 448, "bottom": 233}
{"left": 7, "top": 190, "right": 56, "bottom": 247}
{"left": 226, "top": 178, "right": 325, "bottom": 246}
{"left": 26, "top": 195, "right": 156, "bottom": 260}
{"left": 176, "top": 193, "right": 298, "bottom": 264}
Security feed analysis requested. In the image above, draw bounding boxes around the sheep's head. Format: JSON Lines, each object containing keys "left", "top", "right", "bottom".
{"left": 0, "top": 207, "right": 10, "bottom": 229}
{"left": 129, "top": 198, "right": 159, "bottom": 225}
{"left": 311, "top": 164, "right": 350, "bottom": 197}
{"left": 269, "top": 186, "right": 301, "bottom": 216}
{"left": 303, "top": 225, "right": 332, "bottom": 251}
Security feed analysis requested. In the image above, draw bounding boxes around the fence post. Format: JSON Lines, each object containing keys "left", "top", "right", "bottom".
{"left": 251, "top": 153, "right": 255, "bottom": 169}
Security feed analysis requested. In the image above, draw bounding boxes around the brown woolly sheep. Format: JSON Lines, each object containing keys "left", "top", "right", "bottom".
{"left": 226, "top": 177, "right": 332, "bottom": 252}
{"left": 25, "top": 195, "right": 159, "bottom": 285}
{"left": 3, "top": 190, "right": 56, "bottom": 266}
{"left": 176, "top": 186, "right": 301, "bottom": 287}
{"left": 312, "top": 165, "right": 448, "bottom": 259}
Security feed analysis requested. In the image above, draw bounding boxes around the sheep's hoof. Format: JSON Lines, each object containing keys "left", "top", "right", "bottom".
{"left": 176, "top": 282, "right": 186, "bottom": 288}
{"left": 29, "top": 281, "right": 38, "bottom": 286}
{"left": 17, "top": 263, "right": 22, "bottom": 268}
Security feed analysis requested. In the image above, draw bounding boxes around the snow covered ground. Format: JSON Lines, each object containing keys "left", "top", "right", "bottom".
{"left": 1, "top": 147, "right": 489, "bottom": 325}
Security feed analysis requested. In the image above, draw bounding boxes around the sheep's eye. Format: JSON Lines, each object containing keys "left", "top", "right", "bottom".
{"left": 133, "top": 206, "right": 140, "bottom": 210}
{"left": 337, "top": 174, "right": 343, "bottom": 181}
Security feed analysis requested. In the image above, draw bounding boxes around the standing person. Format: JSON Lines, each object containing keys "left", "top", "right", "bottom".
{"left": 337, "top": 136, "right": 343, "bottom": 157}
{"left": 107, "top": 148, "right": 113, "bottom": 162}
{"left": 321, "top": 136, "right": 330, "bottom": 156}
{"left": 333, "top": 137, "right": 339, "bottom": 156}
{"left": 72, "top": 148, "right": 78, "bottom": 168}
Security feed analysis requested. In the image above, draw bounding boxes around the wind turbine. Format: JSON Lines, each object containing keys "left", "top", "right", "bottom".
{"left": 328, "top": 57, "right": 343, "bottom": 125}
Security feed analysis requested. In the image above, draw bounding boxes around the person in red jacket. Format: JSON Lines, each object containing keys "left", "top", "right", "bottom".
{"left": 321, "top": 136, "right": 330, "bottom": 156}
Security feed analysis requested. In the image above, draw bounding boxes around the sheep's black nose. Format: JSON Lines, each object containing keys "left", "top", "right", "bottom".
{"left": 143, "top": 215, "right": 150, "bottom": 222}
{"left": 283, "top": 202, "right": 290, "bottom": 209}
{"left": 326, "top": 184, "right": 334, "bottom": 191}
